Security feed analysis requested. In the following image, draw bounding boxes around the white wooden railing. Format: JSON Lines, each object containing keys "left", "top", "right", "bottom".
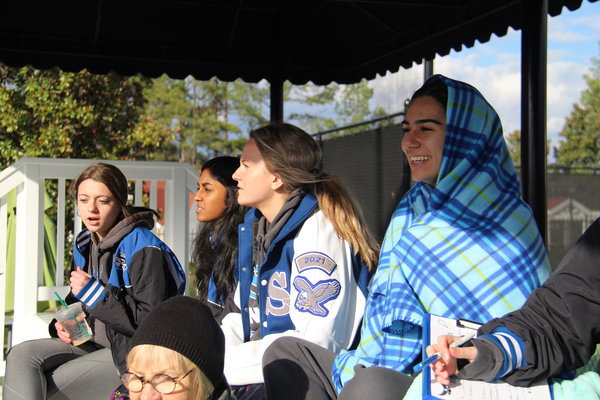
{"left": 0, "top": 157, "right": 199, "bottom": 375}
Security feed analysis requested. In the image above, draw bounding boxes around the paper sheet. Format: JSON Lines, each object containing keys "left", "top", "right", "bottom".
{"left": 424, "top": 314, "right": 552, "bottom": 400}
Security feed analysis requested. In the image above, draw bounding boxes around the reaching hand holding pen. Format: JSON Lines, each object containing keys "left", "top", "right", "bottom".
{"left": 426, "top": 335, "right": 479, "bottom": 386}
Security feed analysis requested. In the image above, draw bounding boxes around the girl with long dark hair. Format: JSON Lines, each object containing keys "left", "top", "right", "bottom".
{"left": 191, "top": 156, "right": 246, "bottom": 321}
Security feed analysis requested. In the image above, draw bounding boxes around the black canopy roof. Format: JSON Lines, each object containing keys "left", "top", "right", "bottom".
{"left": 0, "top": 0, "right": 596, "bottom": 84}
{"left": 1, "top": 0, "right": 597, "bottom": 243}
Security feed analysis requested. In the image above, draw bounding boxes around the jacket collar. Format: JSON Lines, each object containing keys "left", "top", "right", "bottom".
{"left": 243, "top": 193, "right": 318, "bottom": 247}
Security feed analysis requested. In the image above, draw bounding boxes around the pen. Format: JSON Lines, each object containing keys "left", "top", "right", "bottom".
{"left": 413, "top": 352, "right": 441, "bottom": 373}
{"left": 450, "top": 332, "right": 475, "bottom": 348}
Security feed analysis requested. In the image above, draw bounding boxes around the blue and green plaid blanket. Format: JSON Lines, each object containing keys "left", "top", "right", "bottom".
{"left": 332, "top": 75, "right": 551, "bottom": 392}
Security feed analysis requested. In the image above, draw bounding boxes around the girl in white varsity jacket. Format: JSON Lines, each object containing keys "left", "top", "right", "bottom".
{"left": 3, "top": 163, "right": 185, "bottom": 400}
{"left": 221, "top": 122, "right": 379, "bottom": 389}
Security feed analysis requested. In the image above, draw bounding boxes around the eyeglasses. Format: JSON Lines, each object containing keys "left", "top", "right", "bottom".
{"left": 121, "top": 369, "right": 193, "bottom": 394}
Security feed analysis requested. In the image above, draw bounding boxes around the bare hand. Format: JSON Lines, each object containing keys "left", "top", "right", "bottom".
{"left": 426, "top": 335, "right": 478, "bottom": 385}
{"left": 70, "top": 267, "right": 91, "bottom": 295}
{"left": 55, "top": 321, "right": 72, "bottom": 344}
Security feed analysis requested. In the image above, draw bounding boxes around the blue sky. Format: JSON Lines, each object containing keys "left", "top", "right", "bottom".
{"left": 371, "top": 1, "right": 600, "bottom": 162}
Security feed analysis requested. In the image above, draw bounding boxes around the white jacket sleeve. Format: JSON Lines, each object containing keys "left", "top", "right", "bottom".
{"left": 222, "top": 211, "right": 367, "bottom": 385}
{"left": 286, "top": 211, "right": 366, "bottom": 351}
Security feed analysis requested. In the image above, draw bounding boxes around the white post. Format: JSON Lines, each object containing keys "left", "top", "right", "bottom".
{"left": 74, "top": 205, "right": 83, "bottom": 239}
{"left": 166, "top": 167, "right": 189, "bottom": 287}
{"left": 0, "top": 195, "right": 8, "bottom": 375}
{"left": 149, "top": 180, "right": 158, "bottom": 236}
{"left": 134, "top": 180, "right": 143, "bottom": 206}
{"left": 13, "top": 164, "right": 45, "bottom": 344}
{"left": 149, "top": 181, "right": 158, "bottom": 209}
{"left": 55, "top": 178, "right": 66, "bottom": 285}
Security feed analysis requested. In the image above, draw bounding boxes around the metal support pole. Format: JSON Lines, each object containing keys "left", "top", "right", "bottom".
{"left": 423, "top": 58, "right": 434, "bottom": 81}
{"left": 270, "top": 76, "right": 284, "bottom": 123}
{"left": 521, "top": 0, "right": 548, "bottom": 244}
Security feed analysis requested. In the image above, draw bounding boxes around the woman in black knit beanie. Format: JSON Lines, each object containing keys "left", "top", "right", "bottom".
{"left": 115, "top": 296, "right": 230, "bottom": 400}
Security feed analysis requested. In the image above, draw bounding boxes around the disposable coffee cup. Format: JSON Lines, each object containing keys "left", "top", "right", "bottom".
{"left": 55, "top": 302, "right": 92, "bottom": 346}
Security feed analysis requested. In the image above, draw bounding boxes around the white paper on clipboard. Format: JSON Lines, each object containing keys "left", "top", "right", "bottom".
{"left": 423, "top": 314, "right": 552, "bottom": 400}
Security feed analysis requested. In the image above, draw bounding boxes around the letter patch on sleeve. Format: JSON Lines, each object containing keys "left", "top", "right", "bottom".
{"left": 295, "top": 252, "right": 337, "bottom": 275}
{"left": 293, "top": 276, "right": 341, "bottom": 317}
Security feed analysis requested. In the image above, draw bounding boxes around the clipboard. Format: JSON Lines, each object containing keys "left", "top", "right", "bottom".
{"left": 422, "top": 313, "right": 552, "bottom": 400}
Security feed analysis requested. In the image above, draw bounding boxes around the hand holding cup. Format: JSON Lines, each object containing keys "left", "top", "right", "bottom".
{"left": 54, "top": 301, "right": 92, "bottom": 346}
{"left": 55, "top": 320, "right": 73, "bottom": 344}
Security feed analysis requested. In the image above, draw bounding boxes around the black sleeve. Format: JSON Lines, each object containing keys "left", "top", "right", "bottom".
{"left": 206, "top": 291, "right": 240, "bottom": 325}
{"left": 88, "top": 246, "right": 177, "bottom": 337}
{"left": 479, "top": 218, "right": 600, "bottom": 386}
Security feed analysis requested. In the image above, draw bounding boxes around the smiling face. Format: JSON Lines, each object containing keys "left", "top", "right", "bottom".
{"left": 232, "top": 139, "right": 285, "bottom": 222}
{"left": 194, "top": 168, "right": 228, "bottom": 223}
{"left": 76, "top": 179, "right": 122, "bottom": 240}
{"left": 401, "top": 95, "right": 447, "bottom": 186}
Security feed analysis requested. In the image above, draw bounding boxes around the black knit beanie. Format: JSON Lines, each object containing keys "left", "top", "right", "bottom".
{"left": 131, "top": 295, "right": 226, "bottom": 395}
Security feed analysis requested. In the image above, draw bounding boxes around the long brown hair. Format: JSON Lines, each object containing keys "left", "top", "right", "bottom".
{"left": 250, "top": 123, "right": 379, "bottom": 270}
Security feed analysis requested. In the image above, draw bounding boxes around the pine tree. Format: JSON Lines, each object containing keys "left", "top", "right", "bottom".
{"left": 555, "top": 45, "right": 600, "bottom": 171}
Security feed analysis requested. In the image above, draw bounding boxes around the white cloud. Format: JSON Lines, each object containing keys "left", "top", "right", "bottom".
{"left": 548, "top": 49, "right": 570, "bottom": 62}
{"left": 436, "top": 51, "right": 522, "bottom": 135}
{"left": 368, "top": 4, "right": 597, "bottom": 163}
{"left": 434, "top": 55, "right": 588, "bottom": 159}
{"left": 371, "top": 49, "right": 524, "bottom": 136}
{"left": 576, "top": 14, "right": 600, "bottom": 30}
{"left": 548, "top": 4, "right": 600, "bottom": 42}
{"left": 548, "top": 116, "right": 566, "bottom": 141}
{"left": 370, "top": 67, "right": 424, "bottom": 113}
{"left": 547, "top": 60, "right": 588, "bottom": 147}
{"left": 549, "top": 31, "right": 588, "bottom": 43}
{"left": 370, "top": 53, "right": 590, "bottom": 164}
